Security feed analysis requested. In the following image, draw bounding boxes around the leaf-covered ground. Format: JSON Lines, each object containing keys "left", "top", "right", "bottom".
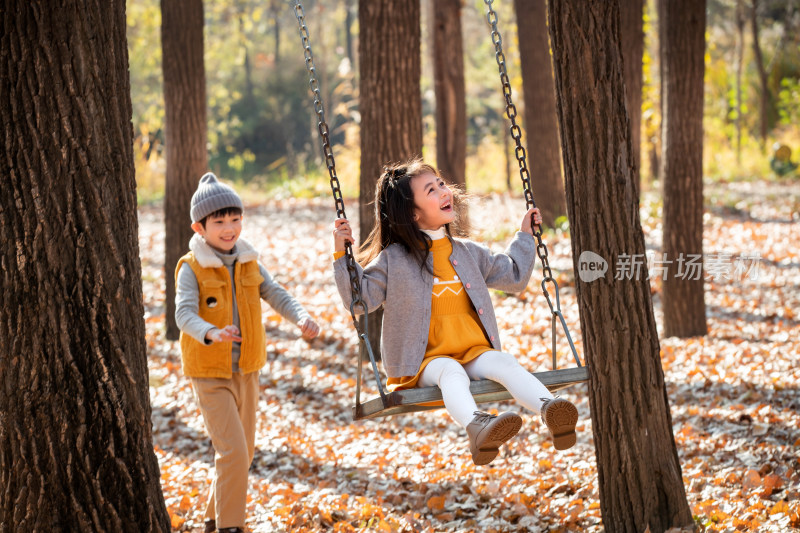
{"left": 140, "top": 179, "right": 800, "bottom": 532}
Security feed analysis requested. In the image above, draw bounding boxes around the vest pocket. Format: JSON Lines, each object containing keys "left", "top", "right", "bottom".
{"left": 240, "top": 274, "right": 265, "bottom": 319}
{"left": 200, "top": 279, "right": 228, "bottom": 323}
{"left": 240, "top": 274, "right": 265, "bottom": 287}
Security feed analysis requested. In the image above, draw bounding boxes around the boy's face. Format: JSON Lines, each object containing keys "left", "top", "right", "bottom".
{"left": 191, "top": 212, "right": 242, "bottom": 253}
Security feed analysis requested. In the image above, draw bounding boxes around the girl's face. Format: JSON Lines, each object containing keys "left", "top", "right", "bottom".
{"left": 410, "top": 172, "right": 455, "bottom": 231}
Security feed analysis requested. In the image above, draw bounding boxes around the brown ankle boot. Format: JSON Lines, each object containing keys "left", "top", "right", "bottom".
{"left": 540, "top": 398, "right": 578, "bottom": 450}
{"left": 466, "top": 411, "right": 522, "bottom": 465}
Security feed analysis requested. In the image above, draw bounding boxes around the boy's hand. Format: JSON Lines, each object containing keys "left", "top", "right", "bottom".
{"left": 333, "top": 218, "right": 355, "bottom": 252}
{"left": 520, "top": 207, "right": 543, "bottom": 236}
{"left": 206, "top": 325, "right": 242, "bottom": 343}
{"left": 298, "top": 317, "right": 320, "bottom": 340}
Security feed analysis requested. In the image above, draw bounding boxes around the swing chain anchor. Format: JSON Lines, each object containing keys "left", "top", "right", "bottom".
{"left": 294, "top": 0, "right": 388, "bottom": 416}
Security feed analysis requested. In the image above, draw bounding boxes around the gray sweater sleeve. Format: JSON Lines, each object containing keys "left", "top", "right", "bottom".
{"left": 332, "top": 251, "right": 388, "bottom": 315}
{"left": 466, "top": 231, "right": 537, "bottom": 293}
{"left": 175, "top": 263, "right": 216, "bottom": 344}
{"left": 258, "top": 263, "right": 310, "bottom": 324}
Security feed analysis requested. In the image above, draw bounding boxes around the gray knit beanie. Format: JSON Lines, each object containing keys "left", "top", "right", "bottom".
{"left": 190, "top": 172, "right": 244, "bottom": 222}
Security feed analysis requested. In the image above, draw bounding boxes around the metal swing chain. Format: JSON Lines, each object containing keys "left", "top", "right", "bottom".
{"left": 483, "top": 0, "right": 553, "bottom": 284}
{"left": 292, "top": 1, "right": 387, "bottom": 404}
{"left": 483, "top": 0, "right": 583, "bottom": 369}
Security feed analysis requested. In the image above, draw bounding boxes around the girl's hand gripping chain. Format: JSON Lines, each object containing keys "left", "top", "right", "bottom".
{"left": 333, "top": 218, "right": 355, "bottom": 252}
{"left": 520, "top": 207, "right": 543, "bottom": 236}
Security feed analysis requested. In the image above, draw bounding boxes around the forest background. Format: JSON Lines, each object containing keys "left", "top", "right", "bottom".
{"left": 3, "top": 0, "right": 800, "bottom": 531}
{"left": 101, "top": 0, "right": 800, "bottom": 530}
{"left": 127, "top": 0, "right": 800, "bottom": 204}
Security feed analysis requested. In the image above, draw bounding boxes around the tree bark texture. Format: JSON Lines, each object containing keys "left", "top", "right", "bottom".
{"left": 162, "top": 0, "right": 209, "bottom": 341}
{"left": 432, "top": 0, "right": 467, "bottom": 190}
{"left": 514, "top": 0, "right": 566, "bottom": 227}
{"left": 660, "top": 0, "right": 707, "bottom": 338}
{"left": 358, "top": 0, "right": 423, "bottom": 358}
{"left": 0, "top": 2, "right": 171, "bottom": 531}
{"left": 619, "top": 0, "right": 644, "bottom": 194}
{"left": 547, "top": 1, "right": 695, "bottom": 531}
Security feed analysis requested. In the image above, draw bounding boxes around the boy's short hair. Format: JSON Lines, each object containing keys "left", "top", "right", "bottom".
{"left": 198, "top": 206, "right": 243, "bottom": 228}
{"left": 190, "top": 172, "right": 243, "bottom": 223}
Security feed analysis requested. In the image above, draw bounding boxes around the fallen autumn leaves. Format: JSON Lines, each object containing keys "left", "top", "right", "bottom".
{"left": 140, "top": 180, "right": 799, "bottom": 532}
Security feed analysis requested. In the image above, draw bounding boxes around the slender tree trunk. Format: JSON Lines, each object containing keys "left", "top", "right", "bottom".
{"left": 660, "top": 0, "right": 707, "bottom": 338}
{"left": 619, "top": 0, "right": 644, "bottom": 194}
{"left": 514, "top": 0, "right": 566, "bottom": 227}
{"left": 359, "top": 0, "right": 423, "bottom": 360}
{"left": 0, "top": 2, "right": 170, "bottom": 531}
{"left": 240, "top": 12, "right": 255, "bottom": 107}
{"left": 547, "top": 1, "right": 695, "bottom": 531}
{"left": 751, "top": 0, "right": 770, "bottom": 147}
{"left": 272, "top": 0, "right": 281, "bottom": 64}
{"left": 432, "top": 0, "right": 467, "bottom": 190}
{"left": 162, "top": 0, "right": 209, "bottom": 340}
{"left": 431, "top": 0, "right": 469, "bottom": 232}
{"left": 345, "top": 0, "right": 355, "bottom": 68}
{"left": 736, "top": 0, "right": 745, "bottom": 164}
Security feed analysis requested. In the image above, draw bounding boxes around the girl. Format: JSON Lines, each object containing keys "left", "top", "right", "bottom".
{"left": 332, "top": 158, "right": 578, "bottom": 465}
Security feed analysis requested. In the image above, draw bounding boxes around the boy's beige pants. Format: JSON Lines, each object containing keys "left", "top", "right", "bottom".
{"left": 191, "top": 372, "right": 259, "bottom": 529}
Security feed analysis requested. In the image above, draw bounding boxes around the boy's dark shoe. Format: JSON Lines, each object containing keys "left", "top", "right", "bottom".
{"left": 203, "top": 520, "right": 216, "bottom": 533}
{"left": 541, "top": 398, "right": 578, "bottom": 450}
{"left": 217, "top": 528, "right": 243, "bottom": 533}
{"left": 466, "top": 411, "right": 522, "bottom": 465}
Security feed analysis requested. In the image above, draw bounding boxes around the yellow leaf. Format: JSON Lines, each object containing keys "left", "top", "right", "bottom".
{"left": 770, "top": 500, "right": 789, "bottom": 516}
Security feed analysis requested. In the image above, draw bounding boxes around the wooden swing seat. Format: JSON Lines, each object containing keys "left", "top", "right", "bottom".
{"left": 354, "top": 366, "right": 589, "bottom": 420}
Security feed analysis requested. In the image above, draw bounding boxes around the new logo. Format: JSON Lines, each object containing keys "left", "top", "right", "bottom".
{"left": 578, "top": 251, "right": 608, "bottom": 283}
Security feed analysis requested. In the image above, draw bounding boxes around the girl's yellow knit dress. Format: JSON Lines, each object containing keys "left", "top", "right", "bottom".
{"left": 387, "top": 236, "right": 492, "bottom": 391}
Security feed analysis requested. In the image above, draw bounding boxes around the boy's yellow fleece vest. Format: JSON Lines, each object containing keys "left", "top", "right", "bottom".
{"left": 176, "top": 253, "right": 266, "bottom": 378}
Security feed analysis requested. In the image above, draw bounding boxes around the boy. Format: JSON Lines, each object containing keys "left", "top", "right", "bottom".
{"left": 175, "top": 172, "right": 320, "bottom": 533}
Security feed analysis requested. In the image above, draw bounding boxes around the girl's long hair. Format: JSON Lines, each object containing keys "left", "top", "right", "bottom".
{"left": 357, "top": 157, "right": 468, "bottom": 271}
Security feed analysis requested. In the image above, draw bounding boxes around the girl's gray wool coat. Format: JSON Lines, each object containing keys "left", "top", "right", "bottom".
{"left": 333, "top": 231, "right": 537, "bottom": 378}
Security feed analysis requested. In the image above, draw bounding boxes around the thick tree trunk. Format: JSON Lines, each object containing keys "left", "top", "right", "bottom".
{"left": 660, "top": 0, "right": 707, "bottom": 338}
{"left": 0, "top": 2, "right": 171, "bottom": 531}
{"left": 619, "top": 0, "right": 644, "bottom": 194}
{"left": 547, "top": 1, "right": 695, "bottom": 531}
{"left": 432, "top": 0, "right": 467, "bottom": 190}
{"left": 514, "top": 0, "right": 566, "bottom": 227}
{"left": 162, "top": 0, "right": 209, "bottom": 341}
{"left": 359, "top": 0, "right": 423, "bottom": 359}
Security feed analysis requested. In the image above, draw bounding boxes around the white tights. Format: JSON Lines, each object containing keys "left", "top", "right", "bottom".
{"left": 418, "top": 351, "right": 554, "bottom": 428}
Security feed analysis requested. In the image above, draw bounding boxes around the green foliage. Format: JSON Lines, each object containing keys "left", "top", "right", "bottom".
{"left": 127, "top": 1, "right": 164, "bottom": 153}
{"left": 778, "top": 76, "right": 800, "bottom": 125}
{"left": 126, "top": 0, "right": 800, "bottom": 203}
{"left": 553, "top": 215, "right": 569, "bottom": 234}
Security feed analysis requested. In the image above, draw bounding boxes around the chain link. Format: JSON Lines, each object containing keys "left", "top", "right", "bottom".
{"left": 293, "top": 2, "right": 365, "bottom": 323}
{"left": 483, "top": 0, "right": 554, "bottom": 284}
